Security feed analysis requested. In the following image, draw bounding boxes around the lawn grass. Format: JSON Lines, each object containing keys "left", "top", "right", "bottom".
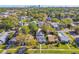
{"left": 56, "top": 44, "right": 69, "bottom": 49}
{"left": 6, "top": 46, "right": 22, "bottom": 54}
{"left": 41, "top": 44, "right": 48, "bottom": 49}
{"left": 0, "top": 49, "right": 4, "bottom": 53}
{"left": 26, "top": 49, "right": 79, "bottom": 54}
{"left": 40, "top": 44, "right": 70, "bottom": 49}
{"left": 67, "top": 43, "right": 77, "bottom": 49}
{"left": 41, "top": 49, "right": 79, "bottom": 54}
{"left": 6, "top": 49, "right": 18, "bottom": 54}
{"left": 25, "top": 43, "right": 79, "bottom": 54}
{"left": 0, "top": 45, "right": 6, "bottom": 49}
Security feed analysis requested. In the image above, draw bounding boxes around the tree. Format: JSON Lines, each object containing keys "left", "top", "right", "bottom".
{"left": 60, "top": 13, "right": 65, "bottom": 19}
{"left": 16, "top": 33, "right": 26, "bottom": 46}
{"left": 21, "top": 19, "right": 28, "bottom": 23}
{"left": 21, "top": 26, "right": 30, "bottom": 34}
{"left": 27, "top": 39, "right": 38, "bottom": 48}
{"left": 75, "top": 26, "right": 79, "bottom": 34}
{"left": 61, "top": 18, "right": 73, "bottom": 28}
{"left": 62, "top": 18, "right": 73, "bottom": 24}
{"left": 29, "top": 21, "right": 38, "bottom": 34}
{"left": 0, "top": 16, "right": 19, "bottom": 30}
{"left": 1, "top": 18, "right": 14, "bottom": 30}
{"left": 51, "top": 18, "right": 60, "bottom": 23}
{"left": 0, "top": 8, "right": 6, "bottom": 12}
{"left": 42, "top": 24, "right": 56, "bottom": 34}
{"left": 16, "top": 34, "right": 37, "bottom": 47}
{"left": 76, "top": 15, "right": 79, "bottom": 21}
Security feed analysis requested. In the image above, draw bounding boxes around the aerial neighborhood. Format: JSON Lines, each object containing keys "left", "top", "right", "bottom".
{"left": 0, "top": 6, "right": 79, "bottom": 54}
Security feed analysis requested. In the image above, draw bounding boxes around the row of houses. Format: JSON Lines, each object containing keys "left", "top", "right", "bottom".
{"left": 0, "top": 31, "right": 70, "bottom": 47}
{"left": 36, "top": 29, "right": 70, "bottom": 44}
{"left": 0, "top": 10, "right": 17, "bottom": 18}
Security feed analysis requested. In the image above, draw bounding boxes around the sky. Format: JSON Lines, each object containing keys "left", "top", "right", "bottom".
{"left": 1, "top": 5, "right": 79, "bottom": 8}
{"left": 0, "top": 0, "right": 79, "bottom": 6}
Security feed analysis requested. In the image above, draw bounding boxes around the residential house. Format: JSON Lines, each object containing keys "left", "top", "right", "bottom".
{"left": 19, "top": 21, "right": 24, "bottom": 26}
{"left": 19, "top": 16, "right": 28, "bottom": 20}
{"left": 73, "top": 21, "right": 79, "bottom": 25}
{"left": 8, "top": 37, "right": 16, "bottom": 45}
{"left": 51, "top": 22, "right": 60, "bottom": 30}
{"left": 47, "top": 34, "right": 58, "bottom": 43}
{"left": 46, "top": 16, "right": 51, "bottom": 21}
{"left": 36, "top": 29, "right": 47, "bottom": 44}
{"left": 37, "top": 21, "right": 44, "bottom": 27}
{"left": 58, "top": 32, "right": 70, "bottom": 43}
{"left": 0, "top": 32, "right": 9, "bottom": 44}
{"left": 0, "top": 12, "right": 10, "bottom": 18}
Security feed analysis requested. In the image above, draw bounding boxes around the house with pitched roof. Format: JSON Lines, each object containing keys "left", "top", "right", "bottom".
{"left": 36, "top": 29, "right": 47, "bottom": 44}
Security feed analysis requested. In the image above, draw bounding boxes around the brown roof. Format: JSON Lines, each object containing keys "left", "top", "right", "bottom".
{"left": 48, "top": 34, "right": 58, "bottom": 42}
{"left": 16, "top": 34, "right": 34, "bottom": 41}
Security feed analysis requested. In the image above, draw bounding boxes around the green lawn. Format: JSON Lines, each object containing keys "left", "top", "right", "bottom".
{"left": 0, "top": 45, "right": 6, "bottom": 49}
{"left": 40, "top": 44, "right": 72, "bottom": 49}
{"left": 25, "top": 49, "right": 79, "bottom": 54}
{"left": 6, "top": 46, "right": 22, "bottom": 54}
{"left": 41, "top": 49, "right": 79, "bottom": 54}
{"left": 6, "top": 46, "right": 27, "bottom": 54}
{"left": 0, "top": 49, "right": 4, "bottom": 53}
{"left": 6, "top": 49, "right": 18, "bottom": 54}
{"left": 24, "top": 43, "right": 79, "bottom": 54}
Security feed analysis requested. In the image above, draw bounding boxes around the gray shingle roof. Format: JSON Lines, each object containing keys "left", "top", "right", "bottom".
{"left": 36, "top": 31, "right": 46, "bottom": 43}
{"left": 58, "top": 32, "right": 69, "bottom": 42}
{"left": 0, "top": 32, "right": 9, "bottom": 44}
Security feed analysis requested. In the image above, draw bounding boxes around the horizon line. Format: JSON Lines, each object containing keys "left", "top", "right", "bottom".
{"left": 0, "top": 5, "right": 79, "bottom": 8}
